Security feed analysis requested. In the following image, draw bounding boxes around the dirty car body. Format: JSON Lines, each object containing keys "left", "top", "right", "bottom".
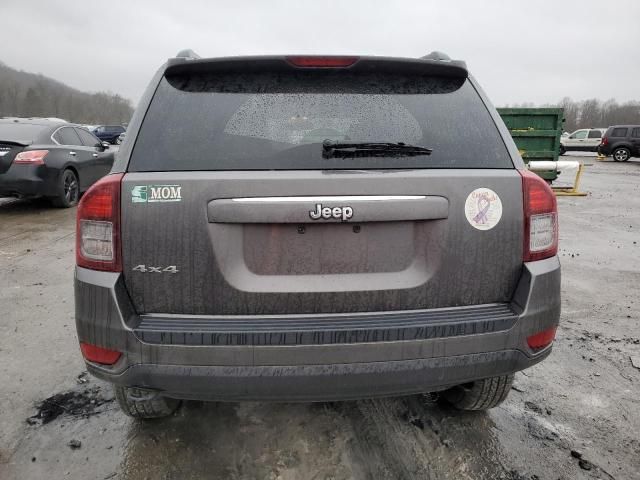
{"left": 74, "top": 53, "right": 561, "bottom": 411}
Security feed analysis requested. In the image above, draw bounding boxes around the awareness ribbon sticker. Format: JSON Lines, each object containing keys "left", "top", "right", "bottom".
{"left": 473, "top": 194, "right": 491, "bottom": 224}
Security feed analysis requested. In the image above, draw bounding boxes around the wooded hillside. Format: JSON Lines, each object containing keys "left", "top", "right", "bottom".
{"left": 0, "top": 61, "right": 133, "bottom": 124}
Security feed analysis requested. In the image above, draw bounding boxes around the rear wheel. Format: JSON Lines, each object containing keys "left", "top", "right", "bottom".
{"left": 50, "top": 169, "right": 79, "bottom": 208}
{"left": 441, "top": 374, "right": 514, "bottom": 411}
{"left": 613, "top": 147, "right": 630, "bottom": 162}
{"left": 559, "top": 145, "right": 566, "bottom": 156}
{"left": 114, "top": 385, "right": 181, "bottom": 419}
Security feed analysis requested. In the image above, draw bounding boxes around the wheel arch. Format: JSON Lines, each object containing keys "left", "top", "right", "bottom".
{"left": 611, "top": 141, "right": 632, "bottom": 149}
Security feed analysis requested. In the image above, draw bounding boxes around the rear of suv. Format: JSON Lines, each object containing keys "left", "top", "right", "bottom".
{"left": 74, "top": 51, "right": 561, "bottom": 418}
{"left": 598, "top": 125, "right": 640, "bottom": 161}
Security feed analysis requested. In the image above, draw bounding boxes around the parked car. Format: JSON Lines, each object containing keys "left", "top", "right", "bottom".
{"left": 559, "top": 128, "right": 606, "bottom": 155}
{"left": 0, "top": 118, "right": 114, "bottom": 207}
{"left": 598, "top": 125, "right": 640, "bottom": 161}
{"left": 75, "top": 51, "right": 560, "bottom": 418}
{"left": 93, "top": 125, "right": 126, "bottom": 144}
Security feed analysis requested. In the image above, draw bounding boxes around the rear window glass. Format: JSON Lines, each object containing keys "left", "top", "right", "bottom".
{"left": 612, "top": 128, "right": 628, "bottom": 137}
{"left": 0, "top": 123, "right": 48, "bottom": 144}
{"left": 129, "top": 71, "right": 513, "bottom": 171}
{"left": 631, "top": 128, "right": 640, "bottom": 138}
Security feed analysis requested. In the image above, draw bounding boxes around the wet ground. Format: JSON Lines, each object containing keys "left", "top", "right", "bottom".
{"left": 1, "top": 155, "right": 639, "bottom": 480}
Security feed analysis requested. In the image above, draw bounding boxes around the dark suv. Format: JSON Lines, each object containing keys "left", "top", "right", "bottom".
{"left": 74, "top": 51, "right": 561, "bottom": 418}
{"left": 598, "top": 125, "right": 640, "bottom": 161}
{"left": 93, "top": 125, "right": 126, "bottom": 144}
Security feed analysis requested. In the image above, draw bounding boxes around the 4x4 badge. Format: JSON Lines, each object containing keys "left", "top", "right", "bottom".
{"left": 309, "top": 203, "right": 353, "bottom": 221}
{"left": 132, "top": 185, "right": 182, "bottom": 203}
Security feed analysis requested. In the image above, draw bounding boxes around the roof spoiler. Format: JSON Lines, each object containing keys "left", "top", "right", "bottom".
{"left": 166, "top": 52, "right": 468, "bottom": 78}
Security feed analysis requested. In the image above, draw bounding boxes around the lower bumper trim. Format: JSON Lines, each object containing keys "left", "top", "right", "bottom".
{"left": 89, "top": 348, "right": 550, "bottom": 402}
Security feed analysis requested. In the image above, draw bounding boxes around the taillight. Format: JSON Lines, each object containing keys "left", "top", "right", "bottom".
{"left": 286, "top": 56, "right": 359, "bottom": 67}
{"left": 13, "top": 150, "right": 49, "bottom": 165}
{"left": 527, "top": 326, "right": 557, "bottom": 351}
{"left": 601, "top": 136, "right": 608, "bottom": 146}
{"left": 76, "top": 173, "right": 123, "bottom": 271}
{"left": 520, "top": 169, "right": 558, "bottom": 262}
{"left": 80, "top": 342, "right": 121, "bottom": 365}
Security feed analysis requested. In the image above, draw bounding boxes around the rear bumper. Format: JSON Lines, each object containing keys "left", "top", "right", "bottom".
{"left": 75, "top": 257, "right": 561, "bottom": 401}
{"left": 0, "top": 164, "right": 56, "bottom": 198}
{"left": 96, "top": 350, "right": 549, "bottom": 402}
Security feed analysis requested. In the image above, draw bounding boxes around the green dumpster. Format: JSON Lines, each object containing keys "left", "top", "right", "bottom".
{"left": 496, "top": 108, "right": 565, "bottom": 182}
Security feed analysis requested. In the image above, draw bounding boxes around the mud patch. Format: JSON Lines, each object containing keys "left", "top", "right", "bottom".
{"left": 27, "top": 385, "right": 113, "bottom": 425}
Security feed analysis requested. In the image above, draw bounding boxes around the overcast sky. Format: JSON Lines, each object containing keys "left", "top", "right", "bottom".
{"left": 1, "top": 0, "right": 638, "bottom": 108}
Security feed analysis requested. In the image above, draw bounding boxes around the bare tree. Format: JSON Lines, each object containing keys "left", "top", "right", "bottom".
{"left": 503, "top": 97, "right": 640, "bottom": 132}
{"left": 559, "top": 97, "right": 579, "bottom": 131}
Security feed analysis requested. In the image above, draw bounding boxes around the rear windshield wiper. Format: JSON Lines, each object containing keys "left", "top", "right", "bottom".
{"left": 322, "top": 140, "right": 433, "bottom": 159}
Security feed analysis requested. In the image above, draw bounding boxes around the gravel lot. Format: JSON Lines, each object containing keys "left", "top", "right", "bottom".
{"left": 1, "top": 155, "right": 639, "bottom": 480}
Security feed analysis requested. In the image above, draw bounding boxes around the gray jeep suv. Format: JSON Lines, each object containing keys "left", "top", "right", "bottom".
{"left": 74, "top": 51, "right": 561, "bottom": 418}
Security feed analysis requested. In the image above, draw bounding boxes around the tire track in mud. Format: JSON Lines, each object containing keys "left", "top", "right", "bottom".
{"left": 343, "top": 398, "right": 438, "bottom": 479}
{"left": 340, "top": 396, "right": 509, "bottom": 480}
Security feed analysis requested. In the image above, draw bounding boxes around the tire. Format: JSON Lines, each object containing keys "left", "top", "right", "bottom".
{"left": 612, "top": 147, "right": 630, "bottom": 162}
{"left": 50, "top": 169, "right": 79, "bottom": 208}
{"left": 559, "top": 145, "right": 566, "bottom": 156}
{"left": 441, "top": 374, "right": 514, "bottom": 411}
{"left": 114, "top": 385, "right": 181, "bottom": 419}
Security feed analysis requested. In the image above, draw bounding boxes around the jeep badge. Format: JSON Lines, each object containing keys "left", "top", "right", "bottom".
{"left": 309, "top": 204, "right": 354, "bottom": 221}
